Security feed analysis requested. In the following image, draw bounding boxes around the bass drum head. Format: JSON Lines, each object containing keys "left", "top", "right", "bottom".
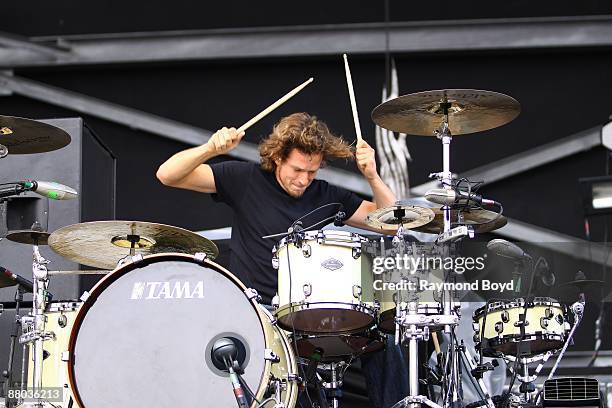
{"left": 68, "top": 253, "right": 267, "bottom": 408}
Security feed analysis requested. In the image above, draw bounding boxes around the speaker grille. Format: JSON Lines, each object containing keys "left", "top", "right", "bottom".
{"left": 543, "top": 378, "right": 600, "bottom": 406}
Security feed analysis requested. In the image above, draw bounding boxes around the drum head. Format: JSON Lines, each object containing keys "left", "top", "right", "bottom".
{"left": 68, "top": 254, "right": 266, "bottom": 408}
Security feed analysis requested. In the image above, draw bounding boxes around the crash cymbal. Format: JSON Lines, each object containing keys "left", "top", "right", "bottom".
{"left": 48, "top": 221, "right": 219, "bottom": 269}
{"left": 365, "top": 204, "right": 435, "bottom": 232}
{"left": 371, "top": 89, "right": 520, "bottom": 136}
{"left": 0, "top": 116, "right": 71, "bottom": 155}
{"left": 413, "top": 208, "right": 507, "bottom": 234}
{"left": 5, "top": 230, "right": 50, "bottom": 245}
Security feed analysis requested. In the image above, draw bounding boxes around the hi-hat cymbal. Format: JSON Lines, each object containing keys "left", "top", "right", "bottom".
{"left": 558, "top": 279, "right": 605, "bottom": 291}
{"left": 413, "top": 208, "right": 507, "bottom": 234}
{"left": 371, "top": 89, "right": 520, "bottom": 135}
{"left": 0, "top": 116, "right": 71, "bottom": 155}
{"left": 5, "top": 230, "right": 50, "bottom": 245}
{"left": 48, "top": 221, "right": 218, "bottom": 269}
{"left": 365, "top": 204, "right": 435, "bottom": 232}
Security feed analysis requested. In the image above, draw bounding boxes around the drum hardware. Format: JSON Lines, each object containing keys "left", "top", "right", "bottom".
{"left": 321, "top": 361, "right": 345, "bottom": 408}
{"left": 372, "top": 89, "right": 520, "bottom": 408}
{"left": 48, "top": 220, "right": 219, "bottom": 269}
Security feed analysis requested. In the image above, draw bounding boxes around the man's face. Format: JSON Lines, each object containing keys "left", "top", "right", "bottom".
{"left": 275, "top": 149, "right": 323, "bottom": 198}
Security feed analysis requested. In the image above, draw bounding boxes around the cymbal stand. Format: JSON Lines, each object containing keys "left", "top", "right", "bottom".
{"left": 321, "top": 361, "right": 345, "bottom": 408}
{"left": 394, "top": 104, "right": 467, "bottom": 408}
{"left": 19, "top": 244, "right": 51, "bottom": 407}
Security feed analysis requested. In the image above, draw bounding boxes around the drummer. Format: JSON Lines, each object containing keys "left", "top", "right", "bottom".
{"left": 156, "top": 112, "right": 396, "bottom": 304}
{"left": 157, "top": 112, "right": 400, "bottom": 407}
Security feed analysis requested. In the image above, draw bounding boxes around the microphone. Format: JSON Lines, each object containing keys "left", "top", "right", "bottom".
{"left": 486, "top": 239, "right": 532, "bottom": 262}
{"left": 305, "top": 347, "right": 323, "bottom": 383}
{"left": 0, "top": 266, "right": 33, "bottom": 292}
{"left": 21, "top": 181, "right": 77, "bottom": 200}
{"left": 212, "top": 338, "right": 249, "bottom": 408}
{"left": 425, "top": 188, "right": 498, "bottom": 207}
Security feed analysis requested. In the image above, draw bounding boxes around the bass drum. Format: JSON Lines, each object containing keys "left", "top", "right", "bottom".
{"left": 67, "top": 253, "right": 298, "bottom": 408}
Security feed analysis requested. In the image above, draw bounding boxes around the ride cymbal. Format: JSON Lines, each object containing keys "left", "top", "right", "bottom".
{"left": 371, "top": 89, "right": 520, "bottom": 136}
{"left": 412, "top": 208, "right": 507, "bottom": 234}
{"left": 0, "top": 116, "right": 71, "bottom": 155}
{"left": 48, "top": 221, "right": 218, "bottom": 269}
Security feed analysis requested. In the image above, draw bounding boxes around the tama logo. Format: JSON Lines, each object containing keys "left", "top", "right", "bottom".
{"left": 130, "top": 281, "right": 204, "bottom": 300}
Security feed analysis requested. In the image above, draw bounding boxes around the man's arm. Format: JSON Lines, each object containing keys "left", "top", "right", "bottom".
{"left": 345, "top": 139, "right": 397, "bottom": 231}
{"left": 156, "top": 127, "right": 245, "bottom": 193}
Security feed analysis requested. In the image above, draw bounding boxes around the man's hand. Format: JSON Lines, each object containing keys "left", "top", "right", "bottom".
{"left": 206, "top": 127, "right": 245, "bottom": 156}
{"left": 355, "top": 139, "right": 378, "bottom": 180}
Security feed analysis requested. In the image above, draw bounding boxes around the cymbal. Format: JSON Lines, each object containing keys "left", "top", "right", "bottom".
{"left": 0, "top": 116, "right": 71, "bottom": 154}
{"left": 48, "top": 221, "right": 219, "bottom": 269}
{"left": 412, "top": 208, "right": 507, "bottom": 234}
{"left": 365, "top": 204, "right": 435, "bottom": 231}
{"left": 371, "top": 89, "right": 520, "bottom": 135}
{"left": 558, "top": 279, "right": 605, "bottom": 291}
{"left": 5, "top": 230, "right": 50, "bottom": 245}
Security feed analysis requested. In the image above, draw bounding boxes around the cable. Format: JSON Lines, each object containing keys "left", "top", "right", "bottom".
{"left": 456, "top": 333, "right": 487, "bottom": 404}
{"left": 262, "top": 202, "right": 344, "bottom": 240}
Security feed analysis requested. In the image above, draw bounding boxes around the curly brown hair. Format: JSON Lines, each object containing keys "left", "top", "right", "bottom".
{"left": 259, "top": 112, "right": 354, "bottom": 172}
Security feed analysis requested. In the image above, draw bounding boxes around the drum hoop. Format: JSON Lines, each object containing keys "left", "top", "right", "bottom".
{"left": 257, "top": 306, "right": 299, "bottom": 406}
{"left": 277, "top": 229, "right": 366, "bottom": 248}
{"left": 474, "top": 297, "right": 563, "bottom": 317}
{"left": 275, "top": 301, "right": 375, "bottom": 334}
{"left": 66, "top": 252, "right": 268, "bottom": 408}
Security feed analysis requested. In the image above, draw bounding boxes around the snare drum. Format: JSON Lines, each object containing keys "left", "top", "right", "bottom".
{"left": 473, "top": 297, "right": 570, "bottom": 358}
{"left": 273, "top": 230, "right": 375, "bottom": 334}
{"left": 67, "top": 253, "right": 298, "bottom": 408}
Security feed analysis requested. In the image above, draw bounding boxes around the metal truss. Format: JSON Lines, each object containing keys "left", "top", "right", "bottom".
{"left": 411, "top": 126, "right": 602, "bottom": 195}
{"left": 0, "top": 16, "right": 611, "bottom": 67}
{"left": 0, "top": 72, "right": 367, "bottom": 189}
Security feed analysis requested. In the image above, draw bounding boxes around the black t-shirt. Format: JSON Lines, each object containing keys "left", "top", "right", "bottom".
{"left": 210, "top": 161, "right": 363, "bottom": 303}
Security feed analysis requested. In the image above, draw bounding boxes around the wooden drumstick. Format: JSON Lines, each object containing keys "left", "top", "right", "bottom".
{"left": 237, "top": 77, "right": 314, "bottom": 133}
{"left": 343, "top": 53, "right": 363, "bottom": 143}
{"left": 432, "top": 332, "right": 441, "bottom": 354}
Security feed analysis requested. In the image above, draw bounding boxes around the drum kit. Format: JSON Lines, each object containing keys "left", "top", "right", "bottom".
{"left": 0, "top": 88, "right": 591, "bottom": 408}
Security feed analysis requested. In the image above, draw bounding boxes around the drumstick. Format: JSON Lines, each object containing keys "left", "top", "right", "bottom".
{"left": 343, "top": 53, "right": 363, "bottom": 143}
{"left": 237, "top": 77, "right": 314, "bottom": 133}
{"left": 432, "top": 332, "right": 441, "bottom": 354}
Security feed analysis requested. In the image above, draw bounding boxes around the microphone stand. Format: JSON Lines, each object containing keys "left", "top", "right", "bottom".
{"left": 2, "top": 286, "right": 25, "bottom": 407}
